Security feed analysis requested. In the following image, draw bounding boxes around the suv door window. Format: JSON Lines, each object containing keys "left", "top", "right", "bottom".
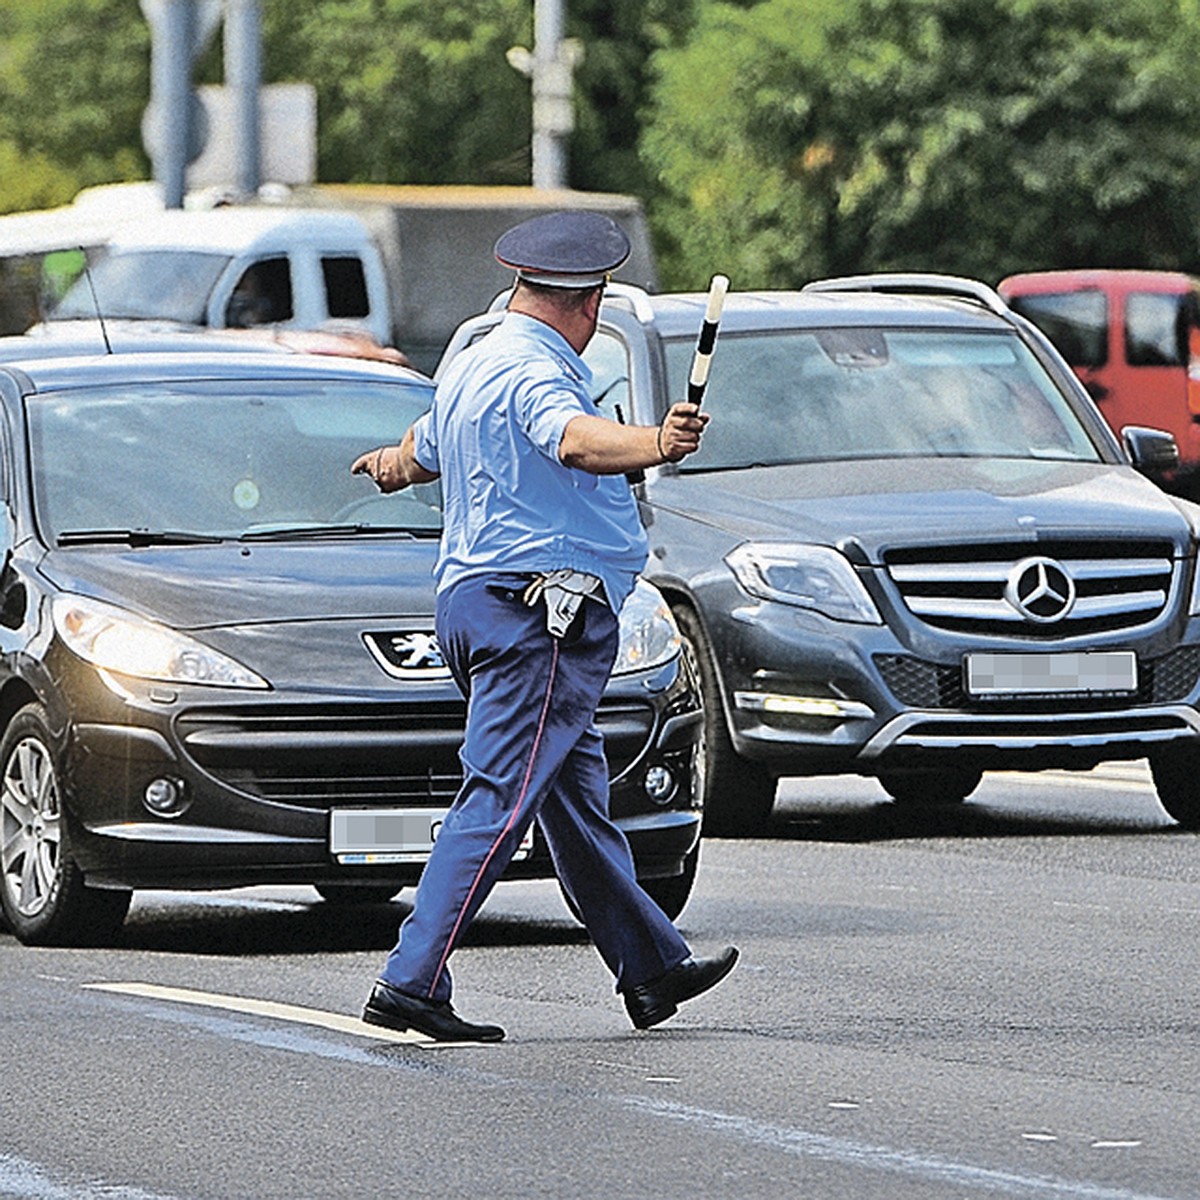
{"left": 322, "top": 256, "right": 370, "bottom": 319}
{"left": 1007, "top": 290, "right": 1107, "bottom": 368}
{"left": 582, "top": 330, "right": 631, "bottom": 416}
{"left": 1125, "top": 291, "right": 1187, "bottom": 367}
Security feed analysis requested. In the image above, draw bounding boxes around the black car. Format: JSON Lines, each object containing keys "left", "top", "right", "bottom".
{"left": 444, "top": 275, "right": 1200, "bottom": 835}
{"left": 0, "top": 351, "right": 701, "bottom": 945}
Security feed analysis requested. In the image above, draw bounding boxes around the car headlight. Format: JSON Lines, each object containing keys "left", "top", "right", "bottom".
{"left": 613, "top": 579, "right": 681, "bottom": 675}
{"left": 725, "top": 542, "right": 883, "bottom": 624}
{"left": 52, "top": 594, "right": 269, "bottom": 689}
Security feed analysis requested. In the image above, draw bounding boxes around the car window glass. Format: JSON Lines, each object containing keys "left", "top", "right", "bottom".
{"left": 1006, "top": 290, "right": 1107, "bottom": 368}
{"left": 322, "top": 256, "right": 370, "bottom": 319}
{"left": 1125, "top": 291, "right": 1186, "bottom": 367}
{"left": 51, "top": 251, "right": 231, "bottom": 324}
{"left": 582, "top": 329, "right": 631, "bottom": 414}
{"left": 226, "top": 257, "right": 293, "bottom": 327}
{"left": 27, "top": 379, "right": 442, "bottom": 541}
{"left": 663, "top": 329, "right": 1101, "bottom": 470}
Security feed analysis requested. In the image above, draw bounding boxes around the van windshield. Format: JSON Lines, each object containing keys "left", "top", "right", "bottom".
{"left": 50, "top": 251, "right": 231, "bottom": 324}
{"left": 663, "top": 328, "right": 1103, "bottom": 471}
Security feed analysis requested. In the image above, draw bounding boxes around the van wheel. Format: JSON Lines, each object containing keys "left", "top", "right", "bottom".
{"left": 0, "top": 703, "right": 131, "bottom": 946}
{"left": 877, "top": 767, "right": 982, "bottom": 807}
{"left": 674, "top": 606, "right": 776, "bottom": 837}
{"left": 1150, "top": 748, "right": 1200, "bottom": 829}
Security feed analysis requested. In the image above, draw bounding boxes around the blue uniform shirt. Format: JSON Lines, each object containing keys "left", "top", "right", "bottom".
{"left": 412, "top": 312, "right": 649, "bottom": 609}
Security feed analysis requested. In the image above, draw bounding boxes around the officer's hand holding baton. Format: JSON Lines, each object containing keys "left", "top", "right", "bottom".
{"left": 655, "top": 273, "right": 728, "bottom": 464}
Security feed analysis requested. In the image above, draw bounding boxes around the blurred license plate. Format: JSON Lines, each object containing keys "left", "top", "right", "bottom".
{"left": 329, "top": 807, "right": 533, "bottom": 865}
{"left": 965, "top": 651, "right": 1137, "bottom": 697}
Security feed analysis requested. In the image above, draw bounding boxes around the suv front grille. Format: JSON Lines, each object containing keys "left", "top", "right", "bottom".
{"left": 885, "top": 539, "right": 1177, "bottom": 637}
{"left": 876, "top": 645, "right": 1200, "bottom": 709}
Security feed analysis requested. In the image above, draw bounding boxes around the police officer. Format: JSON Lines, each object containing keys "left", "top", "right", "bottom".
{"left": 350, "top": 210, "right": 736, "bottom": 1043}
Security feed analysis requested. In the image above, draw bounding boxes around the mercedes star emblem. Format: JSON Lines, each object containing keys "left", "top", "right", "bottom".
{"left": 1004, "top": 556, "right": 1076, "bottom": 623}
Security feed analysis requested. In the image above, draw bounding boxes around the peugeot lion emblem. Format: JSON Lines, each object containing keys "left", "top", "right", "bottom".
{"left": 363, "top": 631, "right": 450, "bottom": 679}
{"left": 1004, "top": 556, "right": 1076, "bottom": 623}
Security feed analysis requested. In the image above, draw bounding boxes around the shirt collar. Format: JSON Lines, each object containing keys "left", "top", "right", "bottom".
{"left": 503, "top": 311, "right": 593, "bottom": 388}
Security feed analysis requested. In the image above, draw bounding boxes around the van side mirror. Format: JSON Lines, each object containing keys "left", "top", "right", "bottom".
{"left": 1122, "top": 425, "right": 1180, "bottom": 474}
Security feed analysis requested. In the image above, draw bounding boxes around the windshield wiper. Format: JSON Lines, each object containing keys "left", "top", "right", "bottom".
{"left": 238, "top": 523, "right": 440, "bottom": 542}
{"left": 57, "top": 528, "right": 226, "bottom": 547}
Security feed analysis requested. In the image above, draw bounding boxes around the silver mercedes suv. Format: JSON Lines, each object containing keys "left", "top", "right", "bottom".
{"left": 443, "top": 273, "right": 1200, "bottom": 835}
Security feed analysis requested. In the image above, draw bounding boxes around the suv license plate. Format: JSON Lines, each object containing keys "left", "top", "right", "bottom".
{"left": 965, "top": 651, "right": 1137, "bottom": 697}
{"left": 329, "top": 807, "right": 533, "bottom": 865}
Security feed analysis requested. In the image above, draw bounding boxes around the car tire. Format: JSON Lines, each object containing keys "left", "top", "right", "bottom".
{"left": 877, "top": 766, "right": 983, "bottom": 807}
{"left": 1150, "top": 748, "right": 1200, "bottom": 829}
{"left": 314, "top": 884, "right": 399, "bottom": 905}
{"left": 640, "top": 843, "right": 699, "bottom": 922}
{"left": 0, "top": 703, "right": 131, "bottom": 946}
{"left": 674, "top": 605, "right": 776, "bottom": 837}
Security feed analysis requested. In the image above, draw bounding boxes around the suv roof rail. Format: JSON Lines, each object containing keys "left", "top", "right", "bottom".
{"left": 599, "top": 281, "right": 657, "bottom": 323}
{"left": 802, "top": 273, "right": 1010, "bottom": 317}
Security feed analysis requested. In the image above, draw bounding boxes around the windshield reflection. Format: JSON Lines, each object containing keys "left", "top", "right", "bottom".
{"left": 28, "top": 379, "right": 441, "bottom": 544}
{"left": 662, "top": 329, "right": 1103, "bottom": 471}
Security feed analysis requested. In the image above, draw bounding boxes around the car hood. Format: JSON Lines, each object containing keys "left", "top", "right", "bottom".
{"left": 648, "top": 457, "right": 1199, "bottom": 560}
{"left": 37, "top": 538, "right": 441, "bottom": 629}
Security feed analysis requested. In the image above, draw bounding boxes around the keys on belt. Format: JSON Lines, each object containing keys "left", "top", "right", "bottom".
{"left": 523, "top": 569, "right": 603, "bottom": 637}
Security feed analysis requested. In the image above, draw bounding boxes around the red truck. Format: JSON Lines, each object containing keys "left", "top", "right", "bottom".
{"left": 999, "top": 269, "right": 1200, "bottom": 497}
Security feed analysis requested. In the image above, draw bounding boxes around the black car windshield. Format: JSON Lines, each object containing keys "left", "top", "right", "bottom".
{"left": 663, "top": 328, "right": 1103, "bottom": 471}
{"left": 27, "top": 378, "right": 441, "bottom": 543}
{"left": 50, "top": 251, "right": 231, "bottom": 324}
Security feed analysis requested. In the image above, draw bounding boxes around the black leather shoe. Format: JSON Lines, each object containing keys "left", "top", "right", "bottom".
{"left": 624, "top": 946, "right": 739, "bottom": 1030}
{"left": 362, "top": 980, "right": 505, "bottom": 1042}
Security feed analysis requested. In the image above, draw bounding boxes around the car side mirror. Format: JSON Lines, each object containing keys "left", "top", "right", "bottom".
{"left": 1122, "top": 425, "right": 1180, "bottom": 474}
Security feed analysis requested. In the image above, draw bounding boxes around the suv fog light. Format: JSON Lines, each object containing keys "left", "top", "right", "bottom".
{"left": 644, "top": 765, "right": 675, "bottom": 804}
{"left": 144, "top": 776, "right": 189, "bottom": 817}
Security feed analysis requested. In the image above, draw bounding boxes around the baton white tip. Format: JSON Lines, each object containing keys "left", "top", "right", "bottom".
{"left": 705, "top": 274, "right": 729, "bottom": 321}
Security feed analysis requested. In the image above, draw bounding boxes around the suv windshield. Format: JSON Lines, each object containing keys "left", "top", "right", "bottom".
{"left": 663, "top": 328, "right": 1102, "bottom": 471}
{"left": 50, "top": 251, "right": 231, "bottom": 323}
{"left": 27, "top": 379, "right": 442, "bottom": 542}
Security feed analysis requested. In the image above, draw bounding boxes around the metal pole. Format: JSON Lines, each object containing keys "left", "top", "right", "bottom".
{"left": 152, "top": 0, "right": 195, "bottom": 208}
{"left": 506, "top": 0, "right": 582, "bottom": 188}
{"left": 224, "top": 0, "right": 262, "bottom": 196}
{"left": 531, "top": 0, "right": 565, "bottom": 189}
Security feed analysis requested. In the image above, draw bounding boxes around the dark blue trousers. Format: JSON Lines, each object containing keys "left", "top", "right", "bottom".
{"left": 380, "top": 573, "right": 690, "bottom": 1003}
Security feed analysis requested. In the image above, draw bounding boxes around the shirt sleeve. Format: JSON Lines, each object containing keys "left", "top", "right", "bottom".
{"left": 411, "top": 410, "right": 439, "bottom": 473}
{"left": 517, "top": 370, "right": 591, "bottom": 462}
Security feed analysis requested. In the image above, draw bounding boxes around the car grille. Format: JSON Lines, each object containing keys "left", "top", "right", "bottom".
{"left": 176, "top": 699, "right": 658, "bottom": 809}
{"left": 884, "top": 538, "right": 1176, "bottom": 637}
{"left": 875, "top": 645, "right": 1200, "bottom": 709}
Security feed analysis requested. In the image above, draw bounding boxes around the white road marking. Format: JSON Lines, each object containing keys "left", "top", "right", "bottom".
{"left": 83, "top": 981, "right": 430, "bottom": 1046}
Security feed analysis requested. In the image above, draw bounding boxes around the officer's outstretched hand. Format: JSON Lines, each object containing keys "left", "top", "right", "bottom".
{"left": 658, "top": 402, "right": 710, "bottom": 463}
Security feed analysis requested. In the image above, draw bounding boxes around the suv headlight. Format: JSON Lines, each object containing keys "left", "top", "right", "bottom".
{"left": 725, "top": 542, "right": 883, "bottom": 624}
{"left": 53, "top": 594, "right": 269, "bottom": 689}
{"left": 613, "top": 579, "right": 681, "bottom": 675}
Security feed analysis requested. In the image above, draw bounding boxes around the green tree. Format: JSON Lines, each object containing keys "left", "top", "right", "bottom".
{"left": 0, "top": 0, "right": 149, "bottom": 212}
{"left": 643, "top": 0, "right": 1200, "bottom": 289}
{"left": 569, "top": 0, "right": 697, "bottom": 195}
{"left": 263, "top": 0, "right": 534, "bottom": 184}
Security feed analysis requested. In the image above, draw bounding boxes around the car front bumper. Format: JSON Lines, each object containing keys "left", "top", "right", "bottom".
{"left": 58, "top": 654, "right": 702, "bottom": 891}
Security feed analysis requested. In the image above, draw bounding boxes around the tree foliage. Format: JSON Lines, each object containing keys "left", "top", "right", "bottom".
{"left": 262, "top": 0, "right": 534, "bottom": 184}
{"left": 0, "top": 0, "right": 149, "bottom": 210}
{"left": 643, "top": 0, "right": 1200, "bottom": 289}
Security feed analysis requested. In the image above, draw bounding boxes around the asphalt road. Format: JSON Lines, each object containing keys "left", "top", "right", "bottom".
{"left": 2, "top": 763, "right": 1199, "bottom": 1199}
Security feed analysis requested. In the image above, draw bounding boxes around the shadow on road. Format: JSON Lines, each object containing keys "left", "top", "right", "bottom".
{"left": 117, "top": 891, "right": 591, "bottom": 957}
{"left": 768, "top": 796, "right": 1179, "bottom": 844}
